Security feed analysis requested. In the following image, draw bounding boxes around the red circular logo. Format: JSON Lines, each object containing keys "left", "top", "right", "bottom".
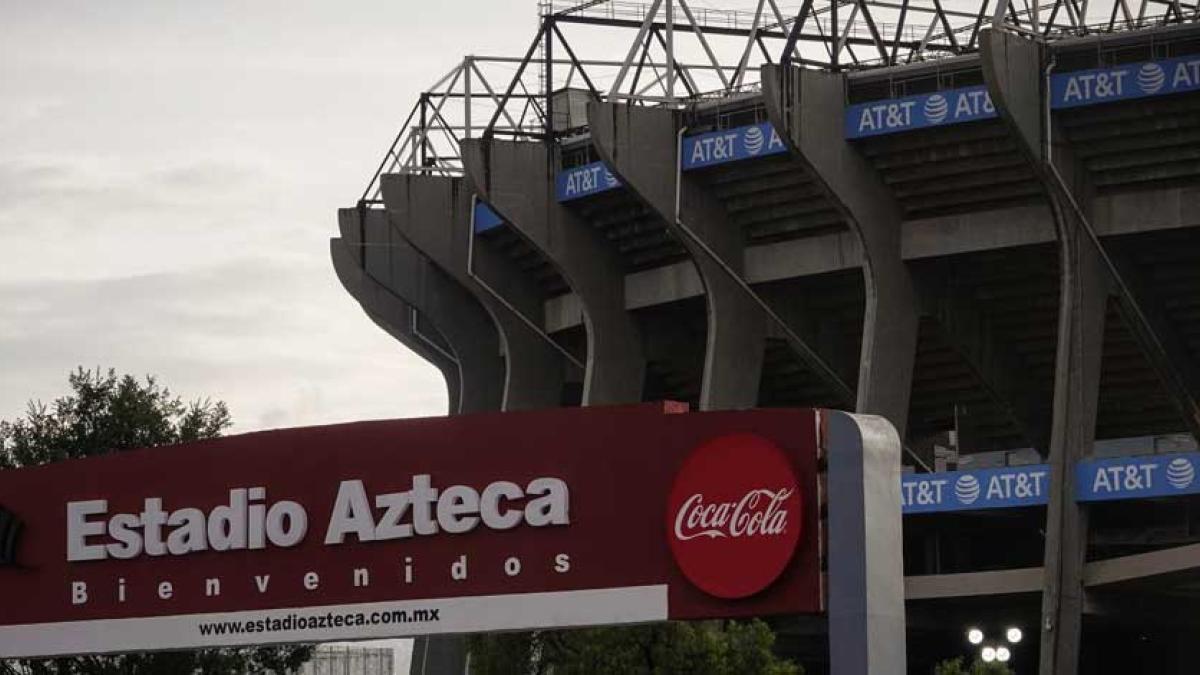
{"left": 666, "top": 433, "right": 802, "bottom": 599}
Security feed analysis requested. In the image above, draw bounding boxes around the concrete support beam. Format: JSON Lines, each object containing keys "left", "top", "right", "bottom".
{"left": 980, "top": 30, "right": 1110, "bottom": 675}
{"left": 542, "top": 193, "right": 1197, "bottom": 334}
{"left": 333, "top": 239, "right": 461, "bottom": 413}
{"left": 462, "top": 138, "right": 645, "bottom": 405}
{"left": 905, "top": 567, "right": 1045, "bottom": 600}
{"left": 982, "top": 29, "right": 1200, "bottom": 439}
{"left": 335, "top": 210, "right": 504, "bottom": 675}
{"left": 587, "top": 101, "right": 770, "bottom": 410}
{"left": 362, "top": 305, "right": 463, "bottom": 416}
{"left": 1084, "top": 542, "right": 1200, "bottom": 589}
{"left": 762, "top": 65, "right": 920, "bottom": 443}
{"left": 379, "top": 174, "right": 568, "bottom": 411}
{"left": 1029, "top": 245, "right": 1105, "bottom": 675}
{"left": 333, "top": 209, "right": 506, "bottom": 415}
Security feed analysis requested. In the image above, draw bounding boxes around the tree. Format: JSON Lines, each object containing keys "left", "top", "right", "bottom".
{"left": 0, "top": 368, "right": 314, "bottom": 675}
{"left": 934, "top": 657, "right": 1014, "bottom": 675}
{"left": 467, "top": 619, "right": 802, "bottom": 675}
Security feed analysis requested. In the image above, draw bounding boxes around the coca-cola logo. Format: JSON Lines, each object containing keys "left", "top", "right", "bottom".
{"left": 667, "top": 433, "right": 802, "bottom": 599}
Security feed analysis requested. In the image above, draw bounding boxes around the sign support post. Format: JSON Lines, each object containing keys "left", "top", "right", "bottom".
{"left": 825, "top": 411, "right": 907, "bottom": 675}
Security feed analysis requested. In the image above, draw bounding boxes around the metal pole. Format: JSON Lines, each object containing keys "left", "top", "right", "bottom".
{"left": 545, "top": 17, "right": 555, "bottom": 138}
{"left": 464, "top": 57, "right": 472, "bottom": 139}
{"left": 419, "top": 95, "right": 429, "bottom": 168}
{"left": 666, "top": 0, "right": 676, "bottom": 101}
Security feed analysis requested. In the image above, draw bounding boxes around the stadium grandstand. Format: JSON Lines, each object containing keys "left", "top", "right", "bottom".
{"left": 330, "top": 1, "right": 1200, "bottom": 672}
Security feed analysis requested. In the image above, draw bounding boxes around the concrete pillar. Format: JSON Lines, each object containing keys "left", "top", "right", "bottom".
{"left": 462, "top": 138, "right": 646, "bottom": 405}
{"left": 333, "top": 209, "right": 506, "bottom": 414}
{"left": 980, "top": 29, "right": 1108, "bottom": 675}
{"left": 761, "top": 65, "right": 920, "bottom": 443}
{"left": 588, "top": 101, "right": 767, "bottom": 410}
{"left": 1037, "top": 230, "right": 1107, "bottom": 675}
{"left": 364, "top": 305, "right": 463, "bottom": 416}
{"left": 334, "top": 210, "right": 498, "bottom": 674}
{"left": 379, "top": 174, "right": 567, "bottom": 411}
{"left": 332, "top": 214, "right": 461, "bottom": 414}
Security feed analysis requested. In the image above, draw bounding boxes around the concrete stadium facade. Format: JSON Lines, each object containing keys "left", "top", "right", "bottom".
{"left": 332, "top": 8, "right": 1200, "bottom": 674}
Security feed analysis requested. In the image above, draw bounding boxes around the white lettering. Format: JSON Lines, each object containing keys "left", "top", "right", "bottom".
{"left": 66, "top": 500, "right": 107, "bottom": 562}
{"left": 324, "top": 480, "right": 376, "bottom": 544}
{"left": 437, "top": 485, "right": 480, "bottom": 534}
{"left": 674, "top": 488, "right": 792, "bottom": 541}
{"left": 71, "top": 581, "right": 88, "bottom": 605}
{"left": 524, "top": 477, "right": 569, "bottom": 526}
{"left": 504, "top": 556, "right": 522, "bottom": 577}
{"left": 480, "top": 481, "right": 523, "bottom": 529}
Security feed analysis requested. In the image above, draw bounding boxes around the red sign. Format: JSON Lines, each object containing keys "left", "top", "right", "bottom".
{"left": 0, "top": 403, "right": 821, "bottom": 658}
{"left": 667, "top": 433, "right": 802, "bottom": 599}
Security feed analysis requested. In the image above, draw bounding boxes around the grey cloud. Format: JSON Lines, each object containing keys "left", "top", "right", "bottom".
{"left": 0, "top": 259, "right": 449, "bottom": 431}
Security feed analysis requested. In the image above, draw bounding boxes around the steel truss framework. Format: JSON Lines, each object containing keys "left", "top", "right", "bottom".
{"left": 360, "top": 0, "right": 1197, "bottom": 201}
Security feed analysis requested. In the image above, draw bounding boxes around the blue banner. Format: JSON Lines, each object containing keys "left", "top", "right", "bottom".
{"left": 845, "top": 85, "right": 997, "bottom": 139}
{"left": 681, "top": 122, "right": 788, "bottom": 170}
{"left": 1076, "top": 452, "right": 1200, "bottom": 502}
{"left": 555, "top": 161, "right": 621, "bottom": 202}
{"left": 473, "top": 201, "right": 504, "bottom": 233}
{"left": 1051, "top": 55, "right": 1200, "bottom": 109}
{"left": 901, "top": 465, "right": 1050, "bottom": 514}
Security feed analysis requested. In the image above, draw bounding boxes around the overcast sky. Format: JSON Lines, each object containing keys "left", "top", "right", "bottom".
{"left": 0, "top": 0, "right": 563, "bottom": 430}
{"left": 0, "top": 3, "right": 558, "bottom": 665}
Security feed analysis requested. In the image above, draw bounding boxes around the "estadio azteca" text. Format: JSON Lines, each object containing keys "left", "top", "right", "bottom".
{"left": 66, "top": 474, "right": 569, "bottom": 562}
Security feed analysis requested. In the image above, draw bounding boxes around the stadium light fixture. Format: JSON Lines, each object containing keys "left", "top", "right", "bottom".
{"left": 981, "top": 646, "right": 997, "bottom": 662}
{"left": 967, "top": 628, "right": 984, "bottom": 645}
{"left": 1006, "top": 627, "right": 1023, "bottom": 643}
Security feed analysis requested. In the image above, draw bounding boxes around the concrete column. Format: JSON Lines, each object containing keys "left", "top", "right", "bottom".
{"left": 1038, "top": 229, "right": 1107, "bottom": 675}
{"left": 336, "top": 214, "right": 447, "bottom": 412}
{"left": 379, "top": 174, "right": 567, "bottom": 411}
{"left": 980, "top": 30, "right": 1108, "bottom": 675}
{"left": 982, "top": 29, "right": 1200, "bottom": 437}
{"left": 462, "top": 138, "right": 646, "bottom": 405}
{"left": 332, "top": 215, "right": 461, "bottom": 414}
{"left": 588, "top": 101, "right": 767, "bottom": 410}
{"left": 333, "top": 209, "right": 506, "bottom": 414}
{"left": 335, "top": 210, "right": 497, "bottom": 674}
{"left": 761, "top": 65, "right": 920, "bottom": 442}
{"left": 364, "top": 305, "right": 463, "bottom": 416}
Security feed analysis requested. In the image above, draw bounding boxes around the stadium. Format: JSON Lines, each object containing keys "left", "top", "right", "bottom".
{"left": 329, "top": 1, "right": 1200, "bottom": 673}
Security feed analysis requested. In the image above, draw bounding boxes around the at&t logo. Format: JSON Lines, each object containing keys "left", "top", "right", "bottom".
{"left": 954, "top": 474, "right": 980, "bottom": 505}
{"left": 1166, "top": 457, "right": 1195, "bottom": 490}
{"left": 924, "top": 94, "right": 949, "bottom": 124}
{"left": 667, "top": 433, "right": 802, "bottom": 599}
{"left": 742, "top": 125, "right": 766, "bottom": 155}
{"left": 1137, "top": 63, "right": 1166, "bottom": 94}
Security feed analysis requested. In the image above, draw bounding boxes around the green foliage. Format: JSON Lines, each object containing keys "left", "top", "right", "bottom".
{"left": 0, "top": 368, "right": 313, "bottom": 675}
{"left": 933, "top": 657, "right": 1014, "bottom": 675}
{"left": 467, "top": 619, "right": 801, "bottom": 675}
